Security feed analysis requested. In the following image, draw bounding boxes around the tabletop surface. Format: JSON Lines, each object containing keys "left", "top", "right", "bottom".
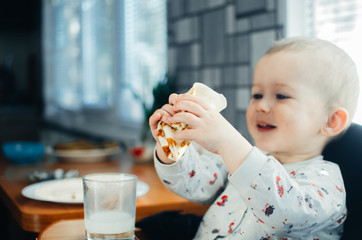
{"left": 0, "top": 154, "right": 208, "bottom": 233}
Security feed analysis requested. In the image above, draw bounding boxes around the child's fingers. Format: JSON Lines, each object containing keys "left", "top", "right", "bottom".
{"left": 173, "top": 128, "right": 195, "bottom": 141}
{"left": 171, "top": 111, "right": 201, "bottom": 129}
{"left": 149, "top": 107, "right": 172, "bottom": 128}
{"left": 169, "top": 93, "right": 179, "bottom": 106}
{"left": 149, "top": 111, "right": 162, "bottom": 131}
{"left": 175, "top": 94, "right": 214, "bottom": 111}
{"left": 160, "top": 104, "right": 176, "bottom": 118}
{"left": 174, "top": 98, "right": 215, "bottom": 119}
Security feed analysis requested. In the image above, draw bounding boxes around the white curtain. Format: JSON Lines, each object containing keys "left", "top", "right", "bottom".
{"left": 42, "top": 0, "right": 167, "bottom": 142}
{"left": 304, "top": 0, "right": 362, "bottom": 124}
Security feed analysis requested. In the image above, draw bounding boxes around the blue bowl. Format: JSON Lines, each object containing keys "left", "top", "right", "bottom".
{"left": 2, "top": 142, "right": 44, "bottom": 164}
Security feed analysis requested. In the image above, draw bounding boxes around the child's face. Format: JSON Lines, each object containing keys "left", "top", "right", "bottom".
{"left": 246, "top": 51, "right": 329, "bottom": 163}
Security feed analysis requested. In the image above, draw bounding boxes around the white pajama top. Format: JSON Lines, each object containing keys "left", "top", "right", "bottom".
{"left": 154, "top": 144, "right": 347, "bottom": 240}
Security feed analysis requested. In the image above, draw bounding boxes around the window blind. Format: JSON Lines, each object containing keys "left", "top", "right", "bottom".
{"left": 42, "top": 0, "right": 167, "bottom": 142}
{"left": 304, "top": 0, "right": 362, "bottom": 124}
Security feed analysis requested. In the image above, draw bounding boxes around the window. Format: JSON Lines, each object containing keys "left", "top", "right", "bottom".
{"left": 42, "top": 0, "right": 167, "bottom": 143}
{"left": 285, "top": 0, "right": 362, "bottom": 125}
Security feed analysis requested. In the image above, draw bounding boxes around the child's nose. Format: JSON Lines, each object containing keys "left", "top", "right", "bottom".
{"left": 256, "top": 99, "right": 270, "bottom": 113}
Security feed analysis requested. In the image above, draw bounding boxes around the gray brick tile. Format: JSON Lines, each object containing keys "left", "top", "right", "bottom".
{"left": 202, "top": 9, "right": 225, "bottom": 65}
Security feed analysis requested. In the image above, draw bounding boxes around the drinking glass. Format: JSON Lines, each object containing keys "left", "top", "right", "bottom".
{"left": 83, "top": 173, "right": 137, "bottom": 240}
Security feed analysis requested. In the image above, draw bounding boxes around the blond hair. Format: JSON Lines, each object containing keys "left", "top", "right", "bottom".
{"left": 266, "top": 37, "right": 360, "bottom": 126}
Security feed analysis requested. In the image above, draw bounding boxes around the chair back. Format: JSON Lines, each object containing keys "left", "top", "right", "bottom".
{"left": 322, "top": 123, "right": 362, "bottom": 239}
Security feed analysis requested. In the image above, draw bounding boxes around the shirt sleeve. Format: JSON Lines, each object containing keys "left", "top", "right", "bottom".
{"left": 228, "top": 147, "right": 346, "bottom": 237}
{"left": 154, "top": 143, "right": 229, "bottom": 205}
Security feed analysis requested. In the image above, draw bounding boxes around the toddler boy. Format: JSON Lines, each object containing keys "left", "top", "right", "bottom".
{"left": 148, "top": 37, "right": 359, "bottom": 239}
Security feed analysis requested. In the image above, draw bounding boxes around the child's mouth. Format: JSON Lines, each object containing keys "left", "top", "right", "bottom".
{"left": 257, "top": 123, "right": 276, "bottom": 131}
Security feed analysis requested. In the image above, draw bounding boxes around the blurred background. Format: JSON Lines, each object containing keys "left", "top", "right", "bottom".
{"left": 0, "top": 0, "right": 361, "bottom": 147}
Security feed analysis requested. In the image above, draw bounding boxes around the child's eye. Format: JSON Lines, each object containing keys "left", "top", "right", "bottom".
{"left": 276, "top": 94, "right": 289, "bottom": 99}
{"left": 252, "top": 93, "right": 263, "bottom": 99}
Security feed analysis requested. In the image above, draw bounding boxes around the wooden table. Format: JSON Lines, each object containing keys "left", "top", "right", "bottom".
{"left": 0, "top": 156, "right": 208, "bottom": 233}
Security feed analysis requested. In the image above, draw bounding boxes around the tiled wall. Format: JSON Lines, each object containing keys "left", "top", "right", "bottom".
{"left": 167, "top": 0, "right": 285, "bottom": 141}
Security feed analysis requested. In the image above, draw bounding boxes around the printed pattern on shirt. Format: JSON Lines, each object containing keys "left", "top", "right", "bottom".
{"left": 155, "top": 146, "right": 346, "bottom": 240}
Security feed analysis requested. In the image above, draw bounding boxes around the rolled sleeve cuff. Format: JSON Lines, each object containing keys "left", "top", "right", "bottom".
{"left": 153, "top": 147, "right": 187, "bottom": 176}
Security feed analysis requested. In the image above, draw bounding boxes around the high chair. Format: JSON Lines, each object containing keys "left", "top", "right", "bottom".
{"left": 322, "top": 122, "right": 362, "bottom": 239}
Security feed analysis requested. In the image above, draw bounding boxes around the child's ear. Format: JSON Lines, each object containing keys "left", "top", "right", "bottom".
{"left": 321, "top": 108, "right": 349, "bottom": 137}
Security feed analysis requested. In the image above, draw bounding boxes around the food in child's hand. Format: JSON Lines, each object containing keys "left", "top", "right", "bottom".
{"left": 157, "top": 82, "right": 227, "bottom": 161}
{"left": 157, "top": 121, "right": 192, "bottom": 161}
{"left": 187, "top": 82, "right": 227, "bottom": 112}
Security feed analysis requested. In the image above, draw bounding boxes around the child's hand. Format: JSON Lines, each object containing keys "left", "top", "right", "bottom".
{"left": 170, "top": 94, "right": 253, "bottom": 174}
{"left": 169, "top": 94, "right": 233, "bottom": 154}
{"left": 148, "top": 94, "right": 179, "bottom": 164}
{"left": 149, "top": 106, "right": 172, "bottom": 141}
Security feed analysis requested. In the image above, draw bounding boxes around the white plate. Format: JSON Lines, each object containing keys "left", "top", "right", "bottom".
{"left": 21, "top": 178, "right": 149, "bottom": 204}
{"left": 45, "top": 146, "right": 121, "bottom": 163}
